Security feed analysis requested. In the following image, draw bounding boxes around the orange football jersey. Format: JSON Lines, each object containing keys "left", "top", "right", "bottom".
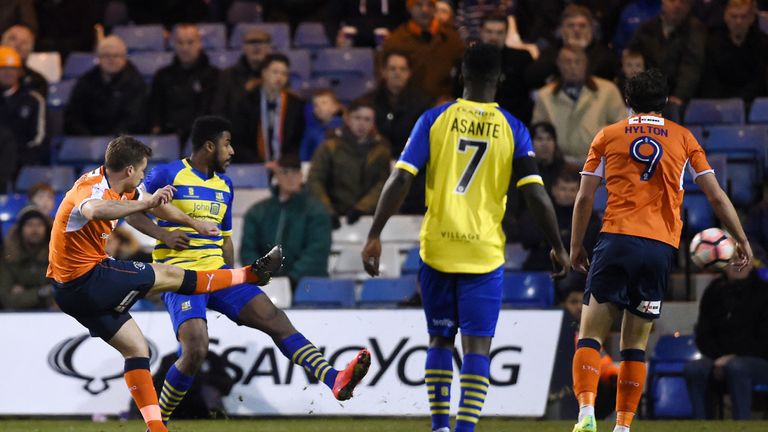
{"left": 582, "top": 114, "right": 712, "bottom": 248}
{"left": 47, "top": 167, "right": 141, "bottom": 283}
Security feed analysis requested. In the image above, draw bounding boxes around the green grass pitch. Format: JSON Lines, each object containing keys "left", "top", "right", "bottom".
{"left": 1, "top": 418, "right": 767, "bottom": 432}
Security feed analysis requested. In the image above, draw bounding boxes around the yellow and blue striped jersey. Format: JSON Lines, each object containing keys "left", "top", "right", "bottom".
{"left": 143, "top": 159, "right": 233, "bottom": 270}
{"left": 396, "top": 98, "right": 543, "bottom": 273}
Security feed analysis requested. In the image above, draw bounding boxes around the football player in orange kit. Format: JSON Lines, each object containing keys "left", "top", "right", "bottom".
{"left": 569, "top": 69, "right": 752, "bottom": 432}
{"left": 48, "top": 136, "right": 282, "bottom": 432}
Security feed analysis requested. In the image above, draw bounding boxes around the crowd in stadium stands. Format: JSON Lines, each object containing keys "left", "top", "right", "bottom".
{"left": 1, "top": 0, "right": 768, "bottom": 420}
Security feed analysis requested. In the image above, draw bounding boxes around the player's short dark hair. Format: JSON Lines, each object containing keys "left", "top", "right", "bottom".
{"left": 625, "top": 68, "right": 668, "bottom": 114}
{"left": 382, "top": 49, "right": 412, "bottom": 69}
{"left": 261, "top": 53, "right": 290, "bottom": 70}
{"left": 105, "top": 136, "right": 152, "bottom": 171}
{"left": 347, "top": 97, "right": 376, "bottom": 113}
{"left": 190, "top": 115, "right": 232, "bottom": 152}
{"left": 481, "top": 12, "right": 508, "bottom": 30}
{"left": 461, "top": 42, "right": 501, "bottom": 83}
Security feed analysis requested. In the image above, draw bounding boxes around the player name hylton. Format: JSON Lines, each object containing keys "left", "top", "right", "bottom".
{"left": 450, "top": 118, "right": 501, "bottom": 139}
{"left": 624, "top": 125, "right": 669, "bottom": 137}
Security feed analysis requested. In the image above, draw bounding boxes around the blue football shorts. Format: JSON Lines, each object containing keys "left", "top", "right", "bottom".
{"left": 418, "top": 259, "right": 504, "bottom": 338}
{"left": 162, "top": 265, "right": 264, "bottom": 336}
{"left": 585, "top": 233, "right": 676, "bottom": 320}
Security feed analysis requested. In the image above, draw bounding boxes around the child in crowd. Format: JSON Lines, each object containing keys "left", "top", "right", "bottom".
{"left": 300, "top": 89, "right": 344, "bottom": 161}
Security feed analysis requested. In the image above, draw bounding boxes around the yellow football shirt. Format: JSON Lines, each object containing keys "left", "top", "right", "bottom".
{"left": 143, "top": 159, "right": 233, "bottom": 270}
{"left": 395, "top": 99, "right": 543, "bottom": 273}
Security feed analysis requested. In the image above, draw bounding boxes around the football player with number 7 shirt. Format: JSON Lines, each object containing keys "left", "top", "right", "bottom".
{"left": 363, "top": 43, "right": 570, "bottom": 432}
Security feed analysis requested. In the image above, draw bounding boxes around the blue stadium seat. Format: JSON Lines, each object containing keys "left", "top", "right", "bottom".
{"left": 285, "top": 49, "right": 311, "bottom": 81}
{"left": 684, "top": 98, "right": 745, "bottom": 125}
{"left": 312, "top": 48, "right": 374, "bottom": 81}
{"left": 47, "top": 79, "right": 76, "bottom": 108}
{"left": 294, "top": 278, "right": 356, "bottom": 308}
{"left": 129, "top": 52, "right": 173, "bottom": 80}
{"left": 682, "top": 192, "right": 714, "bottom": 235}
{"left": 401, "top": 247, "right": 420, "bottom": 275}
{"left": 198, "top": 23, "right": 227, "bottom": 51}
{"left": 134, "top": 135, "right": 180, "bottom": 162}
{"left": 687, "top": 125, "right": 705, "bottom": 144}
{"left": 359, "top": 275, "right": 418, "bottom": 306}
{"left": 112, "top": 25, "right": 166, "bottom": 52}
{"left": 57, "top": 136, "right": 111, "bottom": 164}
{"left": 226, "top": 164, "right": 269, "bottom": 188}
{"left": 230, "top": 23, "right": 291, "bottom": 52}
{"left": 502, "top": 272, "right": 554, "bottom": 308}
{"left": 683, "top": 153, "right": 728, "bottom": 190}
{"left": 208, "top": 50, "right": 241, "bottom": 69}
{"left": 648, "top": 334, "right": 700, "bottom": 419}
{"left": 653, "top": 377, "right": 694, "bottom": 418}
{"left": 749, "top": 98, "right": 768, "bottom": 124}
{"left": 15, "top": 166, "right": 76, "bottom": 192}
{"left": 334, "top": 75, "right": 376, "bottom": 104}
{"left": 0, "top": 193, "right": 28, "bottom": 223}
{"left": 705, "top": 125, "right": 768, "bottom": 154}
{"left": 702, "top": 125, "right": 767, "bottom": 205}
{"left": 226, "top": 1, "right": 263, "bottom": 24}
{"left": 63, "top": 52, "right": 97, "bottom": 79}
{"left": 294, "top": 22, "right": 331, "bottom": 49}
{"left": 304, "top": 75, "right": 374, "bottom": 104}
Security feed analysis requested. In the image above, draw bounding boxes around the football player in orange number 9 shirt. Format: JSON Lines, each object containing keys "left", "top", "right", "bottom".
{"left": 569, "top": 69, "right": 752, "bottom": 432}
{"left": 47, "top": 136, "right": 282, "bottom": 432}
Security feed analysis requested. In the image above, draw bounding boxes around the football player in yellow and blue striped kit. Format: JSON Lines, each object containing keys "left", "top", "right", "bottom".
{"left": 363, "top": 43, "right": 570, "bottom": 432}
{"left": 127, "top": 116, "right": 370, "bottom": 426}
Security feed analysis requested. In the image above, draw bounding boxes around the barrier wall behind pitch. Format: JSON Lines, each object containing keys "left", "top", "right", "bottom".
{"left": 0, "top": 310, "right": 562, "bottom": 417}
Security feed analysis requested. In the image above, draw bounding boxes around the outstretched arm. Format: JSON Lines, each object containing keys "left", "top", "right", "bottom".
{"left": 362, "top": 168, "right": 415, "bottom": 276}
{"left": 80, "top": 185, "right": 175, "bottom": 221}
{"left": 695, "top": 172, "right": 752, "bottom": 269}
{"left": 147, "top": 201, "right": 219, "bottom": 237}
{"left": 520, "top": 182, "right": 570, "bottom": 278}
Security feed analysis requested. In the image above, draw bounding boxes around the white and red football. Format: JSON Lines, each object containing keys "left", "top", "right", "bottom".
{"left": 690, "top": 228, "right": 735, "bottom": 270}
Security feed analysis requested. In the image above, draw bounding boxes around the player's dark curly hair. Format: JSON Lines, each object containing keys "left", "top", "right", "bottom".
{"left": 191, "top": 115, "right": 232, "bottom": 152}
{"left": 461, "top": 42, "right": 501, "bottom": 83}
{"left": 625, "top": 68, "right": 668, "bottom": 114}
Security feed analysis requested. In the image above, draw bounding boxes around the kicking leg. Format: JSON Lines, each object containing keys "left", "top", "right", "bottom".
{"left": 158, "top": 319, "right": 208, "bottom": 423}
{"left": 239, "top": 293, "right": 370, "bottom": 401}
{"left": 427, "top": 335, "right": 456, "bottom": 432}
{"left": 454, "top": 336, "right": 492, "bottom": 432}
{"left": 573, "top": 295, "right": 620, "bottom": 432}
{"left": 108, "top": 319, "right": 167, "bottom": 432}
{"left": 613, "top": 311, "right": 652, "bottom": 432}
{"left": 147, "top": 245, "right": 283, "bottom": 296}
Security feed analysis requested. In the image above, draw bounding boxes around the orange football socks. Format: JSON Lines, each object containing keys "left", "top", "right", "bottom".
{"left": 573, "top": 338, "right": 602, "bottom": 421}
{"left": 616, "top": 349, "right": 647, "bottom": 430}
{"left": 177, "top": 266, "right": 259, "bottom": 295}
{"left": 125, "top": 358, "right": 166, "bottom": 432}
